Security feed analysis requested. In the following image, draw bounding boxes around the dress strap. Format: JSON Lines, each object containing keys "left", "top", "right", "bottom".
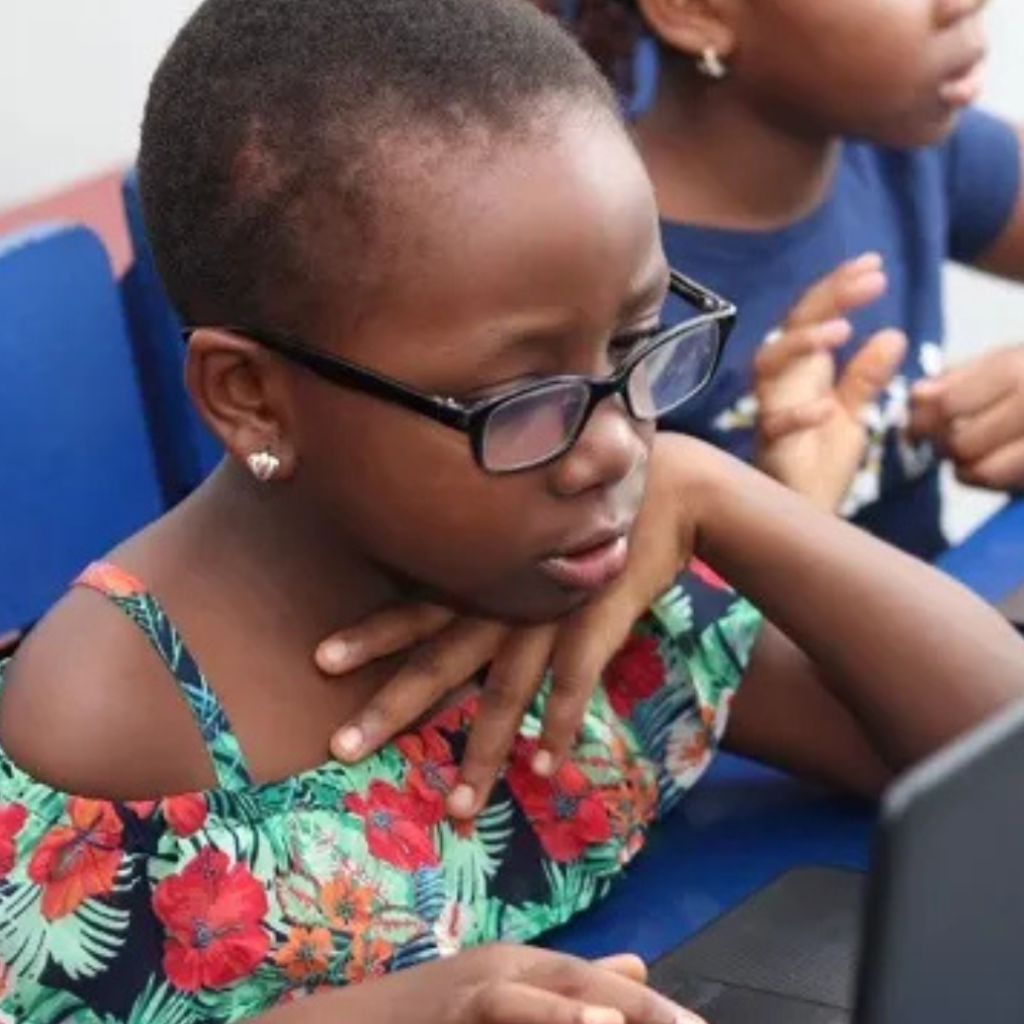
{"left": 74, "top": 561, "right": 253, "bottom": 791}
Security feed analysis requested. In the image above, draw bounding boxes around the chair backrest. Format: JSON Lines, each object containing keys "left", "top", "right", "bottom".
{"left": 120, "top": 168, "right": 222, "bottom": 504}
{"left": 0, "top": 223, "right": 165, "bottom": 633}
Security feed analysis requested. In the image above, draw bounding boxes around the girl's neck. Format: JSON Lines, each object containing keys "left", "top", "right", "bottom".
{"left": 634, "top": 58, "right": 841, "bottom": 231}
{"left": 142, "top": 464, "right": 400, "bottom": 657}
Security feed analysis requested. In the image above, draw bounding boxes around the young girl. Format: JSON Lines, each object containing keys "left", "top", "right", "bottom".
{"left": 0, "top": 2, "right": 1022, "bottom": 1022}
{"left": 546, "top": 0, "right": 1024, "bottom": 559}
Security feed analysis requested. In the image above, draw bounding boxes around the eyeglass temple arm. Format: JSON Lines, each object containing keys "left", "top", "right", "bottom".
{"left": 181, "top": 326, "right": 475, "bottom": 430}
{"left": 668, "top": 269, "right": 736, "bottom": 316}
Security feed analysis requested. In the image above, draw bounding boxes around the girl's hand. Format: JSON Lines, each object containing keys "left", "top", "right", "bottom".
{"left": 446, "top": 947, "right": 697, "bottom": 1024}
{"left": 261, "top": 944, "right": 701, "bottom": 1024}
{"left": 911, "top": 344, "right": 1024, "bottom": 491}
{"left": 754, "top": 253, "right": 907, "bottom": 511}
{"left": 316, "top": 436, "right": 696, "bottom": 818}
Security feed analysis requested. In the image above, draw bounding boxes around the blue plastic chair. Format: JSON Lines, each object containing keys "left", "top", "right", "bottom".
{"left": 120, "top": 168, "right": 222, "bottom": 504}
{"left": 0, "top": 224, "right": 165, "bottom": 634}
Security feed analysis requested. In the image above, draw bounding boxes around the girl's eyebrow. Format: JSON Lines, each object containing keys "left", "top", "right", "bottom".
{"left": 620, "top": 263, "right": 671, "bottom": 319}
{"left": 458, "top": 264, "right": 676, "bottom": 364}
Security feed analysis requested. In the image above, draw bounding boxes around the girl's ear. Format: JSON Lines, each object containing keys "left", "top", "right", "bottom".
{"left": 185, "top": 328, "right": 299, "bottom": 481}
{"left": 635, "top": 0, "right": 738, "bottom": 65}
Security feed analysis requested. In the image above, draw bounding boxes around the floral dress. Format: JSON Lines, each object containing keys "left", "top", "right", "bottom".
{"left": 0, "top": 561, "right": 762, "bottom": 1023}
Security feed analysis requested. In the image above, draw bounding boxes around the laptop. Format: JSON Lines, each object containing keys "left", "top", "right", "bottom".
{"left": 648, "top": 695, "right": 1024, "bottom": 1024}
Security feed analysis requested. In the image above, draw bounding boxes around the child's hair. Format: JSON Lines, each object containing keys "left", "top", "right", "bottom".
{"left": 138, "top": 0, "right": 619, "bottom": 338}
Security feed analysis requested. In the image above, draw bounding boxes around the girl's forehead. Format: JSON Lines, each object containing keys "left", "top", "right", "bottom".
{"left": 319, "top": 117, "right": 664, "bottom": 377}
{"left": 358, "top": 119, "right": 659, "bottom": 323}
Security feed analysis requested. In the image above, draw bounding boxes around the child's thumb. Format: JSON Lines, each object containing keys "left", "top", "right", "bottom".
{"left": 835, "top": 329, "right": 907, "bottom": 416}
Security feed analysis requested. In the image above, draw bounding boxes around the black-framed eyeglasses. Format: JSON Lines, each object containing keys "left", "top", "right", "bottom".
{"left": 183, "top": 268, "right": 735, "bottom": 474}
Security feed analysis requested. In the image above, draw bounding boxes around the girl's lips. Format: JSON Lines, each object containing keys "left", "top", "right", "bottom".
{"left": 939, "top": 60, "right": 985, "bottom": 108}
{"left": 537, "top": 535, "right": 629, "bottom": 593}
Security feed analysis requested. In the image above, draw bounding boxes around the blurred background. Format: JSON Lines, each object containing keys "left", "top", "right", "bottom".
{"left": 0, "top": 0, "right": 1021, "bottom": 538}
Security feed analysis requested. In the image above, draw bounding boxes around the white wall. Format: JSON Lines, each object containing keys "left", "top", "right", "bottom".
{"left": 0, "top": 0, "right": 1022, "bottom": 534}
{"left": 0, "top": 1, "right": 201, "bottom": 209}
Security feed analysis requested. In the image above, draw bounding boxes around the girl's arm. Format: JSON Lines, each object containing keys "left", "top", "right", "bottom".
{"left": 974, "top": 125, "right": 1024, "bottom": 282}
{"left": 679, "top": 435, "right": 1024, "bottom": 793}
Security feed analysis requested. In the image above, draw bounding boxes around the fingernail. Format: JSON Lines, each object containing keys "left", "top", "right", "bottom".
{"left": 580, "top": 1008, "right": 624, "bottom": 1024}
{"left": 318, "top": 640, "right": 350, "bottom": 672}
{"left": 332, "top": 725, "right": 364, "bottom": 761}
{"left": 532, "top": 750, "right": 555, "bottom": 777}
{"left": 854, "top": 252, "right": 883, "bottom": 270}
{"left": 447, "top": 783, "right": 476, "bottom": 818}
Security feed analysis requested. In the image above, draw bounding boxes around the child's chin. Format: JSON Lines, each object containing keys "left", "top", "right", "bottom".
{"left": 469, "top": 582, "right": 591, "bottom": 626}
{"left": 879, "top": 106, "right": 962, "bottom": 150}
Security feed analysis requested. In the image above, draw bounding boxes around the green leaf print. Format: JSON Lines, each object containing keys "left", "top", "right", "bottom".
{"left": 582, "top": 845, "right": 622, "bottom": 880}
{"left": 48, "top": 899, "right": 131, "bottom": 980}
{"left": 367, "top": 908, "right": 427, "bottom": 945}
{"left": 274, "top": 869, "right": 323, "bottom": 928}
{"left": 391, "top": 932, "right": 441, "bottom": 972}
{"left": 715, "top": 600, "right": 764, "bottom": 667}
{"left": 195, "top": 966, "right": 289, "bottom": 1023}
{"left": 3, "top": 981, "right": 95, "bottom": 1024}
{"left": 573, "top": 740, "right": 630, "bottom": 788}
{"left": 691, "top": 600, "right": 762, "bottom": 709}
{"left": 412, "top": 867, "right": 446, "bottom": 925}
{"left": 119, "top": 979, "right": 199, "bottom": 1024}
{"left": 0, "top": 880, "right": 130, "bottom": 987}
{"left": 281, "top": 808, "right": 356, "bottom": 880}
{"left": 543, "top": 861, "right": 605, "bottom": 919}
{"left": 650, "top": 586, "right": 694, "bottom": 639}
{"left": 496, "top": 862, "right": 607, "bottom": 943}
{"left": 629, "top": 681, "right": 690, "bottom": 764}
{"left": 436, "top": 800, "right": 513, "bottom": 907}
{"left": 0, "top": 879, "right": 48, "bottom": 979}
{"left": 338, "top": 746, "right": 407, "bottom": 793}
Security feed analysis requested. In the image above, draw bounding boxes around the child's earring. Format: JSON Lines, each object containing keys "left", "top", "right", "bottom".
{"left": 696, "top": 47, "right": 728, "bottom": 80}
{"left": 246, "top": 449, "right": 281, "bottom": 483}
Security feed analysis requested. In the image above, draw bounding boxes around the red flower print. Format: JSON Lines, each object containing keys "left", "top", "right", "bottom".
{"left": 604, "top": 634, "right": 666, "bottom": 717}
{"left": 76, "top": 562, "right": 145, "bottom": 597}
{"left": 153, "top": 847, "right": 270, "bottom": 992}
{"left": 345, "top": 933, "right": 393, "bottom": 984}
{"left": 395, "top": 728, "right": 458, "bottom": 827}
{"left": 273, "top": 926, "right": 333, "bottom": 983}
{"left": 163, "top": 793, "right": 208, "bottom": 837}
{"left": 128, "top": 795, "right": 207, "bottom": 836}
{"left": 431, "top": 692, "right": 479, "bottom": 734}
{"left": 506, "top": 740, "right": 611, "bottom": 862}
{"left": 319, "top": 875, "right": 379, "bottom": 934}
{"left": 344, "top": 782, "right": 439, "bottom": 871}
{"left": 28, "top": 798, "right": 124, "bottom": 920}
{"left": 0, "top": 803, "right": 26, "bottom": 877}
{"left": 689, "top": 558, "right": 730, "bottom": 592}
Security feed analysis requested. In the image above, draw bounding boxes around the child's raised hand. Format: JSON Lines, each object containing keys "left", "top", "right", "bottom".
{"left": 263, "top": 945, "right": 700, "bottom": 1024}
{"left": 754, "top": 254, "right": 907, "bottom": 510}
{"left": 315, "top": 436, "right": 696, "bottom": 818}
{"left": 910, "top": 345, "right": 1024, "bottom": 491}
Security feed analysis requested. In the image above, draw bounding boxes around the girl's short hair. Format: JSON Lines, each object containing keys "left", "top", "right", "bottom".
{"left": 139, "top": 0, "right": 619, "bottom": 337}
